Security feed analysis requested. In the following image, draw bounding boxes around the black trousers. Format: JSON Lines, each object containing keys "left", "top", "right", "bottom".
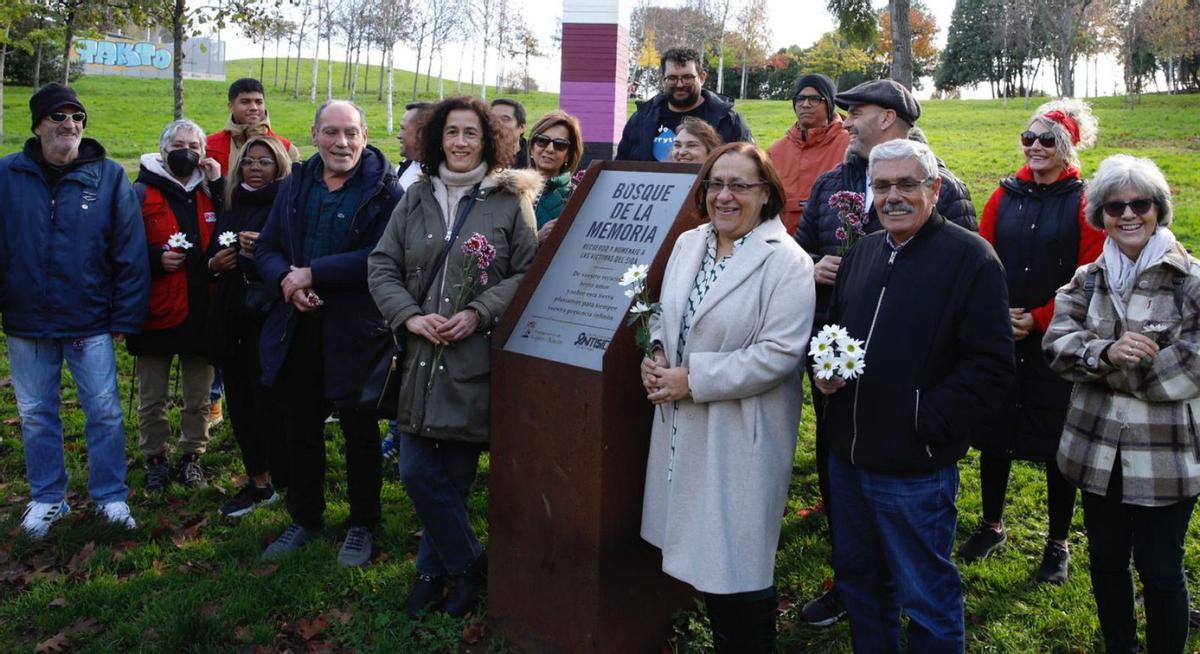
{"left": 222, "top": 317, "right": 288, "bottom": 486}
{"left": 1081, "top": 463, "right": 1195, "bottom": 654}
{"left": 704, "top": 586, "right": 776, "bottom": 654}
{"left": 275, "top": 315, "right": 382, "bottom": 531}
{"left": 979, "top": 453, "right": 1076, "bottom": 541}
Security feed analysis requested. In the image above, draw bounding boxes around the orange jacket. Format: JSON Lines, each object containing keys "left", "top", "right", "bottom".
{"left": 766, "top": 116, "right": 850, "bottom": 234}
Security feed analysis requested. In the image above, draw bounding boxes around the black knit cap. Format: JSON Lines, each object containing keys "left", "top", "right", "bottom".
{"left": 834, "top": 79, "right": 921, "bottom": 125}
{"left": 792, "top": 73, "right": 837, "bottom": 122}
{"left": 29, "top": 82, "right": 87, "bottom": 132}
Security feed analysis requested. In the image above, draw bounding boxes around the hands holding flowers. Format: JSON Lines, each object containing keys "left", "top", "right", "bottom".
{"left": 810, "top": 324, "right": 866, "bottom": 396}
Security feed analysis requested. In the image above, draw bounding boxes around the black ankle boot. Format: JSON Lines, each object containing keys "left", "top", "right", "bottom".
{"left": 441, "top": 551, "right": 487, "bottom": 618}
{"left": 706, "top": 588, "right": 777, "bottom": 654}
{"left": 405, "top": 574, "right": 445, "bottom": 618}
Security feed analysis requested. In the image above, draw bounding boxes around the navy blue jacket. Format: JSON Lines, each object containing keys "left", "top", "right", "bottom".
{"left": 0, "top": 138, "right": 149, "bottom": 338}
{"left": 256, "top": 145, "right": 402, "bottom": 404}
{"left": 825, "top": 213, "right": 1014, "bottom": 474}
{"left": 616, "top": 89, "right": 754, "bottom": 161}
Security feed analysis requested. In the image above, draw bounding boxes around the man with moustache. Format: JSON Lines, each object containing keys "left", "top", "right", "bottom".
{"left": 616, "top": 47, "right": 753, "bottom": 161}
{"left": 814, "top": 138, "right": 1013, "bottom": 653}
{"left": 767, "top": 74, "right": 850, "bottom": 234}
{"left": 0, "top": 83, "right": 149, "bottom": 538}
{"left": 255, "top": 100, "right": 402, "bottom": 566}
{"left": 791, "top": 79, "right": 977, "bottom": 627}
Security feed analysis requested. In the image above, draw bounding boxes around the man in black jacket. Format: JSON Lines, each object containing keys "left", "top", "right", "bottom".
{"left": 792, "top": 78, "right": 977, "bottom": 627}
{"left": 256, "top": 100, "right": 403, "bottom": 567}
{"left": 814, "top": 139, "right": 1013, "bottom": 653}
{"left": 615, "top": 47, "right": 753, "bottom": 161}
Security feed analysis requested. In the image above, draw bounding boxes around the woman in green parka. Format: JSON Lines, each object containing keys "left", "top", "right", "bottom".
{"left": 527, "top": 110, "right": 584, "bottom": 243}
{"left": 367, "top": 96, "right": 540, "bottom": 619}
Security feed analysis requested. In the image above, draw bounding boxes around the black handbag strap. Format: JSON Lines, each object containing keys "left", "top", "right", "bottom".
{"left": 417, "top": 183, "right": 481, "bottom": 304}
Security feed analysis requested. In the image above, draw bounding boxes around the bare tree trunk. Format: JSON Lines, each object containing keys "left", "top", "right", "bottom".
{"left": 479, "top": 36, "right": 488, "bottom": 100}
{"left": 739, "top": 61, "right": 747, "bottom": 98}
{"left": 172, "top": 0, "right": 185, "bottom": 119}
{"left": 61, "top": 7, "right": 76, "bottom": 85}
{"left": 274, "top": 38, "right": 280, "bottom": 86}
{"left": 326, "top": 27, "right": 333, "bottom": 100}
{"left": 456, "top": 44, "right": 464, "bottom": 94}
{"left": 309, "top": 26, "right": 320, "bottom": 102}
{"left": 889, "top": 0, "right": 914, "bottom": 89}
{"left": 425, "top": 44, "right": 434, "bottom": 92}
{"left": 293, "top": 39, "right": 304, "bottom": 98}
{"left": 377, "top": 46, "right": 385, "bottom": 100}
{"left": 283, "top": 37, "right": 292, "bottom": 91}
{"left": 716, "top": 32, "right": 726, "bottom": 94}
{"left": 260, "top": 38, "right": 266, "bottom": 81}
{"left": 386, "top": 48, "right": 395, "bottom": 134}
{"left": 342, "top": 44, "right": 351, "bottom": 90}
{"left": 438, "top": 50, "right": 446, "bottom": 99}
{"left": 412, "top": 21, "right": 426, "bottom": 101}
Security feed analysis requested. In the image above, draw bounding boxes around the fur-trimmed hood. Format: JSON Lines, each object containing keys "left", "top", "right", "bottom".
{"left": 417, "top": 166, "right": 544, "bottom": 204}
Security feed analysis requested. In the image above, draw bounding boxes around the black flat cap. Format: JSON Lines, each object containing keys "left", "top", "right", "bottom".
{"left": 834, "top": 79, "right": 920, "bottom": 125}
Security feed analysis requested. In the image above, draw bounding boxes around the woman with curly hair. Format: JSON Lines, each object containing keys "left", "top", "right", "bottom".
{"left": 368, "top": 97, "right": 540, "bottom": 619}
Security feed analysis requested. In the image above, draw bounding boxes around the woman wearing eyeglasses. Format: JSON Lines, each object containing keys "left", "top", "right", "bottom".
{"left": 959, "top": 99, "right": 1102, "bottom": 584}
{"left": 206, "top": 135, "right": 294, "bottom": 518}
{"left": 640, "top": 142, "right": 814, "bottom": 652}
{"left": 1044, "top": 154, "right": 1200, "bottom": 654}
{"left": 526, "top": 110, "right": 584, "bottom": 243}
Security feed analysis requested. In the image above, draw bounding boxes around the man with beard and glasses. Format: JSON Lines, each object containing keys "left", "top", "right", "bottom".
{"left": 1, "top": 83, "right": 149, "bottom": 540}
{"left": 616, "top": 47, "right": 753, "bottom": 162}
{"left": 791, "top": 79, "right": 977, "bottom": 628}
{"left": 814, "top": 138, "right": 1013, "bottom": 653}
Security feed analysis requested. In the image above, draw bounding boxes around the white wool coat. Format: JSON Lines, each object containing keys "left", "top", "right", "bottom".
{"left": 640, "top": 217, "right": 815, "bottom": 594}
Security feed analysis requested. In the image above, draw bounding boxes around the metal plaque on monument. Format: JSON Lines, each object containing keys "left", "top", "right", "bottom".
{"left": 489, "top": 160, "right": 703, "bottom": 653}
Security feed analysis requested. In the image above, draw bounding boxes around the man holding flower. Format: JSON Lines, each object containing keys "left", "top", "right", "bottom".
{"left": 813, "top": 138, "right": 1012, "bottom": 653}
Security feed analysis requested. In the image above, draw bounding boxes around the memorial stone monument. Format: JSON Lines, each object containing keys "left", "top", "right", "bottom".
{"left": 488, "top": 160, "right": 703, "bottom": 653}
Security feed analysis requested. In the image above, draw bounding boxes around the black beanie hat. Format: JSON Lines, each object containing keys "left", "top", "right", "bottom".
{"left": 29, "top": 83, "right": 87, "bottom": 132}
{"left": 792, "top": 73, "right": 837, "bottom": 122}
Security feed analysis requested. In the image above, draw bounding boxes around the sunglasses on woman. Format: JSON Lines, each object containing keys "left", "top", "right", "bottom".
{"left": 1020, "top": 131, "right": 1056, "bottom": 148}
{"left": 1102, "top": 198, "right": 1155, "bottom": 218}
{"left": 532, "top": 134, "right": 571, "bottom": 152}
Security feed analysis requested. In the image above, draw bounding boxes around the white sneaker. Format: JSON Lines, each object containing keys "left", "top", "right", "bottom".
{"left": 20, "top": 500, "right": 69, "bottom": 540}
{"left": 97, "top": 501, "right": 137, "bottom": 530}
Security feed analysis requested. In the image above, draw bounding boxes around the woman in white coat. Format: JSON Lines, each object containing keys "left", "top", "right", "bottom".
{"left": 640, "top": 142, "right": 816, "bottom": 652}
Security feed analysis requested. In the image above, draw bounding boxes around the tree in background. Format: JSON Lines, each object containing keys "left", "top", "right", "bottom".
{"left": 732, "top": 0, "right": 769, "bottom": 98}
{"left": 877, "top": 1, "right": 939, "bottom": 89}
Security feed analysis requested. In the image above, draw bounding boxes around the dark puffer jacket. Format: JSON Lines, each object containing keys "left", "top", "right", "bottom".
{"left": 794, "top": 153, "right": 977, "bottom": 321}
{"left": 971, "top": 166, "right": 1103, "bottom": 461}
{"left": 616, "top": 89, "right": 754, "bottom": 161}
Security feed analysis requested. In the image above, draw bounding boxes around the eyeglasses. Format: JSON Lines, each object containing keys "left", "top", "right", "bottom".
{"left": 1020, "top": 130, "right": 1056, "bottom": 148}
{"left": 240, "top": 156, "right": 277, "bottom": 168}
{"left": 664, "top": 74, "right": 698, "bottom": 85}
{"left": 871, "top": 177, "right": 933, "bottom": 194}
{"left": 794, "top": 94, "right": 826, "bottom": 106}
{"left": 531, "top": 134, "right": 571, "bottom": 152}
{"left": 48, "top": 111, "right": 86, "bottom": 124}
{"left": 1102, "top": 198, "right": 1155, "bottom": 218}
{"left": 703, "top": 179, "right": 766, "bottom": 195}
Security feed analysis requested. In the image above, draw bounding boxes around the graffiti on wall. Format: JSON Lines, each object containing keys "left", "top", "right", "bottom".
{"left": 70, "top": 35, "right": 225, "bottom": 81}
{"left": 74, "top": 39, "right": 172, "bottom": 70}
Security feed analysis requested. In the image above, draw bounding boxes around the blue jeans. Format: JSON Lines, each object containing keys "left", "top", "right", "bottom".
{"left": 829, "top": 454, "right": 964, "bottom": 654}
{"left": 398, "top": 433, "right": 484, "bottom": 577}
{"left": 8, "top": 334, "right": 128, "bottom": 505}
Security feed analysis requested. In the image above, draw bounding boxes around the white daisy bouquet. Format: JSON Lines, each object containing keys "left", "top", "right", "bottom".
{"left": 809, "top": 324, "right": 866, "bottom": 381}
{"left": 166, "top": 231, "right": 193, "bottom": 251}
{"left": 620, "top": 264, "right": 660, "bottom": 357}
{"left": 217, "top": 231, "right": 238, "bottom": 248}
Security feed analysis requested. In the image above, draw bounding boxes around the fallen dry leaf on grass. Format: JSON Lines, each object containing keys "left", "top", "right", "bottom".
{"left": 34, "top": 632, "right": 69, "bottom": 653}
{"left": 48, "top": 597, "right": 67, "bottom": 608}
{"left": 295, "top": 615, "right": 328, "bottom": 641}
{"left": 251, "top": 564, "right": 279, "bottom": 577}
{"left": 66, "top": 542, "right": 97, "bottom": 574}
{"left": 461, "top": 621, "right": 488, "bottom": 644}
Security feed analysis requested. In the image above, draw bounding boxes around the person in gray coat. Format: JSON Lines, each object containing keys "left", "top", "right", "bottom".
{"left": 640, "top": 142, "right": 815, "bottom": 652}
{"left": 368, "top": 96, "right": 540, "bottom": 619}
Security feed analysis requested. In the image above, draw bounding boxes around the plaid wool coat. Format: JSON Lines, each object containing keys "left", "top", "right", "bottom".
{"left": 1044, "top": 239, "right": 1200, "bottom": 506}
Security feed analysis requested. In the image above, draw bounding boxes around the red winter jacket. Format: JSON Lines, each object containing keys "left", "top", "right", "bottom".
{"left": 206, "top": 124, "right": 299, "bottom": 175}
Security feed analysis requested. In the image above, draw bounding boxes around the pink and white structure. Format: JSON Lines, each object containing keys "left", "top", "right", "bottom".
{"left": 560, "top": 0, "right": 631, "bottom": 163}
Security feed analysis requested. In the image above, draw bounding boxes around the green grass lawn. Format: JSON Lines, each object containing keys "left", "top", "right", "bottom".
{"left": 1, "top": 62, "right": 1200, "bottom": 652}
